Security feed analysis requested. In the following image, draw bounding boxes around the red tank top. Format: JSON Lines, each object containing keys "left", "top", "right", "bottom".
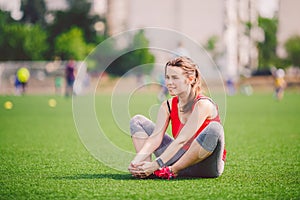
{"left": 169, "top": 95, "right": 223, "bottom": 153}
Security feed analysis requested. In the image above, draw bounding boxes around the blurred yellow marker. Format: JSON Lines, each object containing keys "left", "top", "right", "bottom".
{"left": 48, "top": 99, "right": 57, "bottom": 108}
{"left": 4, "top": 101, "right": 13, "bottom": 110}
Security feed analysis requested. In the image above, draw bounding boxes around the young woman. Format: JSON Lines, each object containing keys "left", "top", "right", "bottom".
{"left": 128, "top": 56, "right": 226, "bottom": 179}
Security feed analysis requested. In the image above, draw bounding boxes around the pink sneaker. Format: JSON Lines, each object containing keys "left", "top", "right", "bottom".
{"left": 153, "top": 167, "right": 176, "bottom": 180}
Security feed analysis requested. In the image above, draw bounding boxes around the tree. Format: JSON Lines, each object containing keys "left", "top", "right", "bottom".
{"left": 21, "top": 0, "right": 47, "bottom": 26}
{"left": 46, "top": 0, "right": 104, "bottom": 59}
{"left": 285, "top": 35, "right": 300, "bottom": 68}
{"left": 0, "top": 11, "right": 13, "bottom": 48}
{"left": 257, "top": 17, "right": 278, "bottom": 68}
{"left": 54, "top": 27, "right": 94, "bottom": 60}
{"left": 130, "top": 30, "right": 155, "bottom": 74}
{"left": 0, "top": 12, "right": 48, "bottom": 61}
{"left": 106, "top": 30, "right": 155, "bottom": 76}
{"left": 49, "top": 0, "right": 102, "bottom": 44}
{"left": 204, "top": 35, "right": 220, "bottom": 60}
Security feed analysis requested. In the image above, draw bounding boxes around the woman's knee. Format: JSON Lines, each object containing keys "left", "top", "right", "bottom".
{"left": 206, "top": 121, "right": 224, "bottom": 135}
{"left": 129, "top": 115, "right": 154, "bottom": 136}
{"left": 130, "top": 114, "right": 144, "bottom": 126}
{"left": 196, "top": 122, "right": 224, "bottom": 153}
{"left": 130, "top": 115, "right": 144, "bottom": 136}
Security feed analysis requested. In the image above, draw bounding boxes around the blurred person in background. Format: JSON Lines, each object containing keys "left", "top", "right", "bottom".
{"left": 225, "top": 77, "right": 236, "bottom": 96}
{"left": 15, "top": 67, "right": 30, "bottom": 95}
{"left": 14, "top": 75, "right": 23, "bottom": 96}
{"left": 55, "top": 76, "right": 63, "bottom": 95}
{"left": 273, "top": 68, "right": 286, "bottom": 101}
{"left": 65, "top": 59, "right": 76, "bottom": 97}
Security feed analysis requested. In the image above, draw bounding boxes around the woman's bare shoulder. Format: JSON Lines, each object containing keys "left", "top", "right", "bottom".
{"left": 194, "top": 98, "right": 217, "bottom": 118}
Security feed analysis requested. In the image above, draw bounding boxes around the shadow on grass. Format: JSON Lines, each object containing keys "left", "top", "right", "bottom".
{"left": 52, "top": 173, "right": 201, "bottom": 181}
{"left": 53, "top": 173, "right": 133, "bottom": 180}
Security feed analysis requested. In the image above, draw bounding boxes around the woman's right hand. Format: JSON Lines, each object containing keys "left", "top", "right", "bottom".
{"left": 128, "top": 161, "right": 143, "bottom": 178}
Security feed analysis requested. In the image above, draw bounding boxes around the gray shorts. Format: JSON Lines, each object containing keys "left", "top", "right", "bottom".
{"left": 130, "top": 115, "right": 225, "bottom": 178}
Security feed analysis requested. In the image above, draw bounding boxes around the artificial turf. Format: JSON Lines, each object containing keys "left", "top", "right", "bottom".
{"left": 0, "top": 91, "right": 299, "bottom": 199}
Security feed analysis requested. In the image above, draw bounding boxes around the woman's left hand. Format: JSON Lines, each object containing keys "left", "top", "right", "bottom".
{"left": 129, "top": 161, "right": 158, "bottom": 178}
{"left": 128, "top": 162, "right": 142, "bottom": 177}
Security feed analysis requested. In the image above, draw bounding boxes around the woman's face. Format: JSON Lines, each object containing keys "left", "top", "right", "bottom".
{"left": 165, "top": 66, "right": 190, "bottom": 96}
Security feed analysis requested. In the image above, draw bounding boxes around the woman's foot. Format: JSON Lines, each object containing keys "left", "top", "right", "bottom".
{"left": 153, "top": 166, "right": 177, "bottom": 180}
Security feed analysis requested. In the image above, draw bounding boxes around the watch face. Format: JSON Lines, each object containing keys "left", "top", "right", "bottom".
{"left": 156, "top": 158, "right": 165, "bottom": 168}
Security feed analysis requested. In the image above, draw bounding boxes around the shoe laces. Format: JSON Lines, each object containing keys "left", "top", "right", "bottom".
{"left": 153, "top": 166, "right": 176, "bottom": 180}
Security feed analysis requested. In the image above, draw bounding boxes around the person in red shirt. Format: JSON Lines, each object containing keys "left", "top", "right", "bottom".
{"left": 128, "top": 56, "right": 226, "bottom": 179}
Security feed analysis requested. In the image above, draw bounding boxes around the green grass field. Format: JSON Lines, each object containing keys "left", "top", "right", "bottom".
{"left": 0, "top": 92, "right": 299, "bottom": 199}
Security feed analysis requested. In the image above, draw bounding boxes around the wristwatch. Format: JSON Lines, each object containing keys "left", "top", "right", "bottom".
{"left": 155, "top": 158, "right": 165, "bottom": 168}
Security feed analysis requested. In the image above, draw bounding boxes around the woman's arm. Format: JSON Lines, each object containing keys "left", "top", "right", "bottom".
{"left": 156, "top": 99, "right": 215, "bottom": 166}
{"left": 131, "top": 100, "right": 170, "bottom": 164}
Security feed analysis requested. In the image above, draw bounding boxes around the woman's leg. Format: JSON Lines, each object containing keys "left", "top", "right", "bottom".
{"left": 171, "top": 121, "right": 225, "bottom": 178}
{"left": 171, "top": 140, "right": 212, "bottom": 175}
{"left": 130, "top": 115, "right": 173, "bottom": 161}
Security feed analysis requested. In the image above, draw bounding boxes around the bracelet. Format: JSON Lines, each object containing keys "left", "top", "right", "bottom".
{"left": 155, "top": 158, "right": 165, "bottom": 168}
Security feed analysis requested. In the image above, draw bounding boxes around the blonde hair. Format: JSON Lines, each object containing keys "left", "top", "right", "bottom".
{"left": 165, "top": 56, "right": 202, "bottom": 112}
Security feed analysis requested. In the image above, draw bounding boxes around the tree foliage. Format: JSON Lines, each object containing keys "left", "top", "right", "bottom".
{"left": 106, "top": 30, "right": 155, "bottom": 76}
{"left": 0, "top": 11, "right": 48, "bottom": 61}
{"left": 21, "top": 0, "right": 47, "bottom": 26}
{"left": 284, "top": 35, "right": 300, "bottom": 68}
{"left": 54, "top": 27, "right": 95, "bottom": 60}
{"left": 0, "top": 1, "right": 155, "bottom": 76}
{"left": 45, "top": 0, "right": 105, "bottom": 59}
{"left": 257, "top": 17, "right": 278, "bottom": 69}
{"left": 49, "top": 0, "right": 101, "bottom": 44}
